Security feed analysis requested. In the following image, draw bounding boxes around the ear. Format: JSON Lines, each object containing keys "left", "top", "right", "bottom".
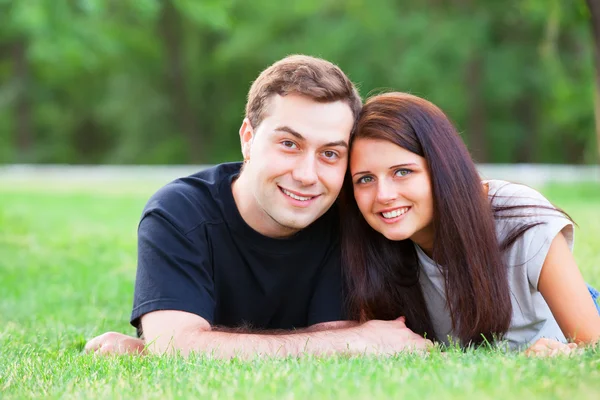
{"left": 239, "top": 118, "right": 255, "bottom": 161}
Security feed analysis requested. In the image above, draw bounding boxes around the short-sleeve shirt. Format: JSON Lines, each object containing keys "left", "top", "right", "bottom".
{"left": 130, "top": 162, "right": 343, "bottom": 333}
{"left": 417, "top": 180, "right": 574, "bottom": 349}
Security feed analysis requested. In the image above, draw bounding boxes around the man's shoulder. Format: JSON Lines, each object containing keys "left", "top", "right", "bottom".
{"left": 142, "top": 162, "right": 241, "bottom": 234}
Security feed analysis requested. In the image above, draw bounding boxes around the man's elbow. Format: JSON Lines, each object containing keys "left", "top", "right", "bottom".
{"left": 141, "top": 311, "right": 212, "bottom": 356}
{"left": 144, "top": 325, "right": 212, "bottom": 356}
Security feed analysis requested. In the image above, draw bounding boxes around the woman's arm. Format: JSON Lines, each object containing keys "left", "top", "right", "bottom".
{"left": 538, "top": 231, "right": 600, "bottom": 344}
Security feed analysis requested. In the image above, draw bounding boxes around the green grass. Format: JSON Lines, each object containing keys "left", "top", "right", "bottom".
{"left": 1, "top": 181, "right": 600, "bottom": 399}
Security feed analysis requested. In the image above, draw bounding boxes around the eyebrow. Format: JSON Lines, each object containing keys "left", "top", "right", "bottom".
{"left": 274, "top": 126, "right": 349, "bottom": 149}
{"left": 352, "top": 163, "right": 419, "bottom": 177}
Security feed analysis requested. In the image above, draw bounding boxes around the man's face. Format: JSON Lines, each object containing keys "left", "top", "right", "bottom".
{"left": 240, "top": 94, "right": 354, "bottom": 237}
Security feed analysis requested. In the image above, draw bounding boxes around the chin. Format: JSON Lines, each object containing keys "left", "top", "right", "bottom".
{"left": 382, "top": 231, "right": 411, "bottom": 242}
{"left": 275, "top": 215, "right": 314, "bottom": 230}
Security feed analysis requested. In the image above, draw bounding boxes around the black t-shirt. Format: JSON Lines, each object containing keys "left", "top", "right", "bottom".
{"left": 130, "top": 162, "right": 343, "bottom": 333}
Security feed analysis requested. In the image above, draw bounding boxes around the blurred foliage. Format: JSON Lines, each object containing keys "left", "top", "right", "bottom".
{"left": 0, "top": 0, "right": 597, "bottom": 164}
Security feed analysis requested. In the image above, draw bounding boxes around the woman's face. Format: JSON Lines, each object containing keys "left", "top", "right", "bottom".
{"left": 350, "top": 138, "right": 435, "bottom": 251}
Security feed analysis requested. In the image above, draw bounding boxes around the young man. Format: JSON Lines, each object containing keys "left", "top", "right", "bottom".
{"left": 85, "top": 55, "right": 430, "bottom": 358}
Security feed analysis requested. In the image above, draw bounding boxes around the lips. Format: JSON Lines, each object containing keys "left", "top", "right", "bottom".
{"left": 279, "top": 186, "right": 320, "bottom": 202}
{"left": 375, "top": 206, "right": 411, "bottom": 223}
{"left": 380, "top": 206, "right": 410, "bottom": 219}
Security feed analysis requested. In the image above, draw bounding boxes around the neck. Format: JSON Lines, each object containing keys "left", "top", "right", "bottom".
{"left": 411, "top": 227, "right": 435, "bottom": 259}
{"left": 231, "top": 170, "right": 299, "bottom": 239}
{"left": 411, "top": 184, "right": 489, "bottom": 260}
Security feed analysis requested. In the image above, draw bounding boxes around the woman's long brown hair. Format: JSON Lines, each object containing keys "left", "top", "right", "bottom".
{"left": 341, "top": 92, "right": 514, "bottom": 345}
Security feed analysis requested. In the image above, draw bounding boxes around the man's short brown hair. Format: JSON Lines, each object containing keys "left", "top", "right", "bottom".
{"left": 245, "top": 55, "right": 362, "bottom": 130}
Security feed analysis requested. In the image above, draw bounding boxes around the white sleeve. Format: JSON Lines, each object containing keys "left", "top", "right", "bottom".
{"left": 524, "top": 219, "right": 574, "bottom": 289}
{"left": 491, "top": 182, "right": 574, "bottom": 289}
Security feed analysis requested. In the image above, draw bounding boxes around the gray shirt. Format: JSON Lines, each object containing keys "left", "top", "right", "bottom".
{"left": 417, "top": 180, "right": 574, "bottom": 350}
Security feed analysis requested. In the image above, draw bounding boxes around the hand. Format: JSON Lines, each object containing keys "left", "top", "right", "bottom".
{"left": 84, "top": 332, "right": 146, "bottom": 355}
{"left": 524, "top": 338, "right": 578, "bottom": 357}
{"left": 354, "top": 317, "right": 433, "bottom": 355}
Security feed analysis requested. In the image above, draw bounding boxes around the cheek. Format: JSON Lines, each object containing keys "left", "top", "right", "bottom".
{"left": 353, "top": 189, "right": 373, "bottom": 215}
{"left": 319, "top": 164, "right": 346, "bottom": 191}
{"left": 413, "top": 185, "right": 434, "bottom": 219}
{"left": 260, "top": 149, "right": 293, "bottom": 173}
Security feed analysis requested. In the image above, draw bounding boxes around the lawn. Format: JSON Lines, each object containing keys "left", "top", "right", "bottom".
{"left": 1, "top": 179, "right": 599, "bottom": 399}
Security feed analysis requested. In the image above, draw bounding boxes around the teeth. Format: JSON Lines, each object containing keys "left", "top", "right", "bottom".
{"left": 382, "top": 208, "right": 409, "bottom": 219}
{"left": 282, "top": 189, "right": 312, "bottom": 201}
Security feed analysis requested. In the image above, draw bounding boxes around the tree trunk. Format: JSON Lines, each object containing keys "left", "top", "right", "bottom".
{"left": 158, "top": 1, "right": 204, "bottom": 163}
{"left": 464, "top": 54, "right": 488, "bottom": 163}
{"left": 455, "top": 0, "right": 488, "bottom": 162}
{"left": 514, "top": 96, "right": 536, "bottom": 163}
{"left": 587, "top": 0, "right": 600, "bottom": 160}
{"left": 12, "top": 40, "right": 33, "bottom": 161}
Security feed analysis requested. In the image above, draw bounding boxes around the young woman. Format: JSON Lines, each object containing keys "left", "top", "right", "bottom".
{"left": 341, "top": 92, "right": 600, "bottom": 353}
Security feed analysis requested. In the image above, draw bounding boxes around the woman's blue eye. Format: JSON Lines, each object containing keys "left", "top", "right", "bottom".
{"left": 395, "top": 169, "right": 412, "bottom": 177}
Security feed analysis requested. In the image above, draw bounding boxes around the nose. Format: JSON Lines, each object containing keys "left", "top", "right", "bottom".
{"left": 292, "top": 154, "right": 318, "bottom": 186}
{"left": 375, "top": 180, "right": 397, "bottom": 204}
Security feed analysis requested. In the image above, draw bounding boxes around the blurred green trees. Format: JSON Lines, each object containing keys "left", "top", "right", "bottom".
{"left": 0, "top": 0, "right": 597, "bottom": 164}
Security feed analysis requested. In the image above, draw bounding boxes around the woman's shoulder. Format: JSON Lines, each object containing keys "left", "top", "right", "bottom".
{"left": 484, "top": 180, "right": 550, "bottom": 208}
{"left": 484, "top": 179, "right": 574, "bottom": 250}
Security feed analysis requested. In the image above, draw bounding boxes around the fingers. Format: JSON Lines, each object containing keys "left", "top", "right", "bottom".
{"left": 524, "top": 338, "right": 578, "bottom": 357}
{"left": 83, "top": 332, "right": 145, "bottom": 356}
{"left": 540, "top": 338, "right": 563, "bottom": 349}
{"left": 83, "top": 335, "right": 102, "bottom": 353}
{"left": 394, "top": 319, "right": 433, "bottom": 352}
{"left": 400, "top": 336, "right": 434, "bottom": 355}
{"left": 83, "top": 332, "right": 116, "bottom": 353}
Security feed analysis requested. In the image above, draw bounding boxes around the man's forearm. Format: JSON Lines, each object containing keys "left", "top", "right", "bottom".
{"left": 87, "top": 319, "right": 429, "bottom": 357}
{"left": 150, "top": 325, "right": 365, "bottom": 359}
{"left": 211, "top": 320, "right": 359, "bottom": 335}
{"left": 143, "top": 313, "right": 430, "bottom": 358}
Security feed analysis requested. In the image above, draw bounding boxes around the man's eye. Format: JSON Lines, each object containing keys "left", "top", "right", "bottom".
{"left": 282, "top": 141, "right": 297, "bottom": 149}
{"left": 356, "top": 176, "right": 373, "bottom": 184}
{"left": 323, "top": 150, "right": 338, "bottom": 159}
{"left": 395, "top": 169, "right": 412, "bottom": 177}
